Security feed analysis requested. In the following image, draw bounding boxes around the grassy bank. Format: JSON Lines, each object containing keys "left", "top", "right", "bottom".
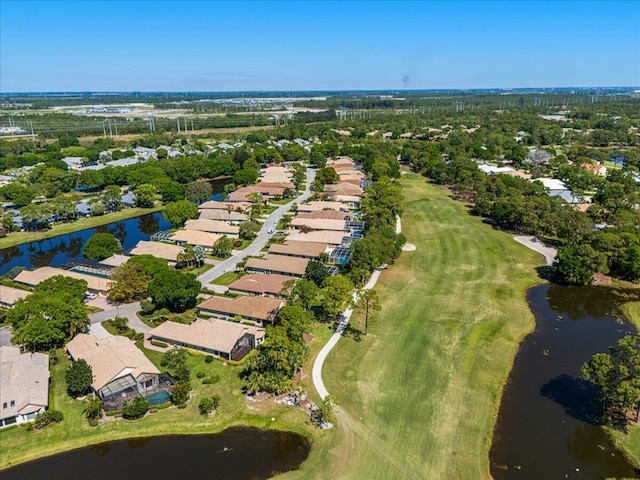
{"left": 285, "top": 174, "right": 543, "bottom": 479}
{"left": 0, "top": 205, "right": 163, "bottom": 249}
{"left": 0, "top": 336, "right": 328, "bottom": 471}
{"left": 611, "top": 301, "right": 640, "bottom": 469}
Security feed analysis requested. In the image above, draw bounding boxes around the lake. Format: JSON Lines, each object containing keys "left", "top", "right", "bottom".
{"left": 490, "top": 284, "right": 639, "bottom": 479}
{"left": 1, "top": 427, "right": 310, "bottom": 480}
{"left": 0, "top": 178, "right": 229, "bottom": 275}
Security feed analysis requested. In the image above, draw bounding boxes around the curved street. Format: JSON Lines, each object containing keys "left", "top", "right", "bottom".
{"left": 196, "top": 167, "right": 316, "bottom": 287}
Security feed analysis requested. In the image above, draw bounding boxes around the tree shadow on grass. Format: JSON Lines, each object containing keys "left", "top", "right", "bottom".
{"left": 540, "top": 374, "right": 598, "bottom": 425}
{"left": 335, "top": 323, "right": 362, "bottom": 342}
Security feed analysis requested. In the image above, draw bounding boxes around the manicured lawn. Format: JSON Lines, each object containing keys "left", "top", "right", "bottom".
{"left": 0, "top": 205, "right": 163, "bottom": 249}
{"left": 285, "top": 174, "right": 543, "bottom": 479}
{"left": 184, "top": 263, "right": 214, "bottom": 277}
{"left": 0, "top": 344, "right": 317, "bottom": 471}
{"left": 211, "top": 271, "right": 246, "bottom": 286}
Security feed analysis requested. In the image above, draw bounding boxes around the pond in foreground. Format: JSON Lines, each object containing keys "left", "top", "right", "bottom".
{"left": 1, "top": 427, "right": 310, "bottom": 480}
{"left": 490, "top": 284, "right": 639, "bottom": 479}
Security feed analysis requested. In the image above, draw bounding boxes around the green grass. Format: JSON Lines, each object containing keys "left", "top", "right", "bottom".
{"left": 611, "top": 302, "right": 640, "bottom": 469}
{"left": 211, "top": 271, "right": 246, "bottom": 286}
{"left": 183, "top": 263, "right": 214, "bottom": 277}
{"left": 283, "top": 176, "right": 543, "bottom": 479}
{"left": 0, "top": 344, "right": 319, "bottom": 471}
{"left": 0, "top": 205, "right": 163, "bottom": 249}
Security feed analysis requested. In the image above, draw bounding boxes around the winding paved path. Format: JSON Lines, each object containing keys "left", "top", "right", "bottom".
{"left": 514, "top": 235, "right": 557, "bottom": 265}
{"left": 312, "top": 215, "right": 402, "bottom": 400}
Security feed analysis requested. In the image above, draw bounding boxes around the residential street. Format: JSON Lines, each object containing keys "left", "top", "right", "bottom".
{"left": 196, "top": 167, "right": 316, "bottom": 286}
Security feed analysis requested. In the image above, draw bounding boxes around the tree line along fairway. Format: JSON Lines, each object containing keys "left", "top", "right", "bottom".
{"left": 286, "top": 173, "right": 542, "bottom": 479}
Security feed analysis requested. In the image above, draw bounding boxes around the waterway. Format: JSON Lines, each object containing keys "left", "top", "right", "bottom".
{"left": 0, "top": 179, "right": 228, "bottom": 276}
{"left": 1, "top": 427, "right": 310, "bottom": 480}
{"left": 490, "top": 284, "right": 639, "bottom": 479}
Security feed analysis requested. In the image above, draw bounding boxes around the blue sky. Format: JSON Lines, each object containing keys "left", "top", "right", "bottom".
{"left": 1, "top": 1, "right": 638, "bottom": 92}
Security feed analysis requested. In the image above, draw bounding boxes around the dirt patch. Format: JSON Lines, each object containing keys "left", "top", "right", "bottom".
{"left": 402, "top": 243, "right": 417, "bottom": 251}
{"left": 592, "top": 272, "right": 613, "bottom": 286}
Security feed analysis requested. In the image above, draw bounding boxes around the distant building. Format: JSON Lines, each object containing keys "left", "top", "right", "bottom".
{"left": 245, "top": 254, "right": 309, "bottom": 277}
{"left": 198, "top": 295, "right": 283, "bottom": 325}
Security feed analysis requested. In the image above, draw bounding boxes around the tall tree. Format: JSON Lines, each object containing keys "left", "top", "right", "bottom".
{"left": 355, "top": 288, "right": 381, "bottom": 335}
{"left": 83, "top": 232, "right": 122, "bottom": 261}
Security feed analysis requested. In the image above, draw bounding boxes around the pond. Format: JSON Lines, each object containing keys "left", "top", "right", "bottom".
{"left": 490, "top": 284, "right": 639, "bottom": 479}
{"left": 1, "top": 427, "right": 310, "bottom": 480}
{"left": 0, "top": 178, "right": 230, "bottom": 276}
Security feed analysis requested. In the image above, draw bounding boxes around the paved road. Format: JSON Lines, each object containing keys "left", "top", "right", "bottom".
{"left": 197, "top": 167, "right": 316, "bottom": 286}
{"left": 89, "top": 301, "right": 152, "bottom": 334}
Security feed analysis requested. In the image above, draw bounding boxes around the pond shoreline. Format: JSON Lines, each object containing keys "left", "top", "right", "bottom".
{"left": 0, "top": 205, "right": 164, "bottom": 250}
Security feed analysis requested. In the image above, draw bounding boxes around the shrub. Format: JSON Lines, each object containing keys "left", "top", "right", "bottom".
{"left": 202, "top": 374, "right": 220, "bottom": 385}
{"left": 122, "top": 397, "right": 149, "bottom": 420}
{"left": 151, "top": 340, "right": 168, "bottom": 348}
{"left": 140, "top": 299, "right": 155, "bottom": 315}
{"left": 134, "top": 332, "right": 144, "bottom": 341}
{"left": 233, "top": 240, "right": 242, "bottom": 248}
{"left": 196, "top": 371, "right": 205, "bottom": 378}
{"left": 65, "top": 359, "right": 93, "bottom": 398}
{"left": 204, "top": 355, "right": 214, "bottom": 363}
{"left": 34, "top": 410, "right": 64, "bottom": 429}
{"left": 177, "top": 403, "right": 187, "bottom": 409}
{"left": 88, "top": 418, "right": 99, "bottom": 427}
{"left": 83, "top": 395, "right": 104, "bottom": 420}
{"left": 198, "top": 395, "right": 221, "bottom": 415}
{"left": 170, "top": 381, "right": 191, "bottom": 405}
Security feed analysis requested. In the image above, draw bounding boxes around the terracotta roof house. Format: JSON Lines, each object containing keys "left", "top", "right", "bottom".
{"left": 290, "top": 217, "right": 347, "bottom": 232}
{"left": 0, "top": 285, "right": 31, "bottom": 307}
{"left": 323, "top": 182, "right": 364, "bottom": 196}
{"left": 99, "top": 254, "right": 130, "bottom": 268}
{"left": 170, "top": 229, "right": 221, "bottom": 250}
{"left": 286, "top": 230, "right": 346, "bottom": 245}
{"left": 65, "top": 334, "right": 161, "bottom": 405}
{"left": 268, "top": 241, "right": 329, "bottom": 259}
{"left": 245, "top": 254, "right": 309, "bottom": 277}
{"left": 257, "top": 180, "right": 295, "bottom": 189}
{"left": 14, "top": 266, "right": 111, "bottom": 293}
{"left": 198, "top": 201, "right": 251, "bottom": 212}
{"left": 228, "top": 185, "right": 286, "bottom": 202}
{"left": 198, "top": 295, "right": 283, "bottom": 325}
{"left": 326, "top": 156, "right": 356, "bottom": 169}
{"left": 228, "top": 273, "right": 294, "bottom": 297}
{"left": 184, "top": 219, "right": 240, "bottom": 237}
{"left": 149, "top": 318, "right": 265, "bottom": 361}
{"left": 130, "top": 240, "right": 183, "bottom": 264}
{"left": 296, "top": 201, "right": 345, "bottom": 213}
{"left": 0, "top": 346, "right": 49, "bottom": 428}
{"left": 338, "top": 174, "right": 365, "bottom": 186}
{"left": 198, "top": 209, "right": 248, "bottom": 223}
{"left": 326, "top": 195, "right": 361, "bottom": 209}
{"left": 296, "top": 210, "right": 350, "bottom": 220}
{"left": 580, "top": 163, "right": 608, "bottom": 176}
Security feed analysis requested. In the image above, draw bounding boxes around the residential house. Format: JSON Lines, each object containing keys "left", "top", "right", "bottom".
{"left": 169, "top": 229, "right": 221, "bottom": 250}
{"left": 198, "top": 209, "right": 248, "bottom": 223}
{"left": 580, "top": 163, "right": 608, "bottom": 177}
{"left": 227, "top": 273, "right": 293, "bottom": 297}
{"left": 245, "top": 254, "right": 309, "bottom": 277}
{"left": 268, "top": 241, "right": 329, "bottom": 259}
{"left": 197, "top": 295, "right": 283, "bottom": 325}
{"left": 184, "top": 219, "right": 240, "bottom": 237}
{"left": 290, "top": 217, "right": 347, "bottom": 232}
{"left": 0, "top": 346, "right": 49, "bottom": 428}
{"left": 286, "top": 230, "right": 347, "bottom": 245}
{"left": 129, "top": 240, "right": 183, "bottom": 265}
{"left": 198, "top": 200, "right": 251, "bottom": 212}
{"left": 296, "top": 210, "right": 350, "bottom": 221}
{"left": 228, "top": 185, "right": 285, "bottom": 202}
{"left": 14, "top": 266, "right": 111, "bottom": 293}
{"left": 149, "top": 318, "right": 265, "bottom": 361}
{"left": 0, "top": 285, "right": 31, "bottom": 307}
{"left": 296, "top": 201, "right": 345, "bottom": 213}
{"left": 65, "top": 334, "right": 162, "bottom": 407}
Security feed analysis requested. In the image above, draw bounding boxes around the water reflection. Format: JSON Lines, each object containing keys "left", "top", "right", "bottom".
{"left": 490, "top": 284, "right": 638, "bottom": 480}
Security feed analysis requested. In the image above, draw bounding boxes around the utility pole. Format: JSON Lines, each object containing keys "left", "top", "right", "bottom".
{"left": 113, "top": 118, "right": 118, "bottom": 138}
{"left": 102, "top": 120, "right": 107, "bottom": 137}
